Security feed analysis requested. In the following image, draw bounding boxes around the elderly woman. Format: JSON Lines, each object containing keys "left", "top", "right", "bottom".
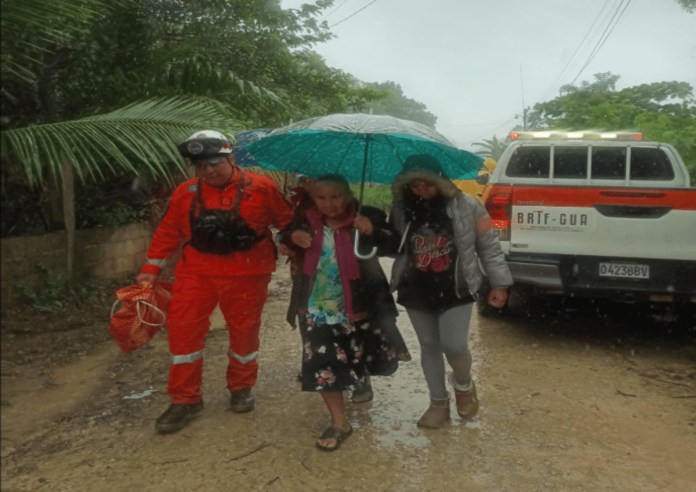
{"left": 282, "top": 174, "right": 403, "bottom": 451}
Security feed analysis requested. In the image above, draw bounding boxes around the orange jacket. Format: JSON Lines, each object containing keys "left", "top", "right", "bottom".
{"left": 140, "top": 170, "right": 292, "bottom": 277}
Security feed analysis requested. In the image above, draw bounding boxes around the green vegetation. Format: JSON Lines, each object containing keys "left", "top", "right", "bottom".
{"left": 363, "top": 82, "right": 438, "bottom": 127}
{"left": 1, "top": 0, "right": 440, "bottom": 239}
{"left": 676, "top": 0, "right": 696, "bottom": 12}
{"left": 472, "top": 136, "right": 509, "bottom": 160}
{"left": 2, "top": 3, "right": 694, "bottom": 240}
{"left": 19, "top": 264, "right": 67, "bottom": 312}
{"left": 352, "top": 184, "right": 393, "bottom": 212}
{"left": 527, "top": 72, "right": 696, "bottom": 175}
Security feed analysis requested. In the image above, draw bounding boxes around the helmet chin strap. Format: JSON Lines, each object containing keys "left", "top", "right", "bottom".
{"left": 220, "top": 159, "right": 240, "bottom": 188}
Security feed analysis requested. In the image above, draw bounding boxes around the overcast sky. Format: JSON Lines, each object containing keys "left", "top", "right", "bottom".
{"left": 281, "top": 0, "right": 696, "bottom": 150}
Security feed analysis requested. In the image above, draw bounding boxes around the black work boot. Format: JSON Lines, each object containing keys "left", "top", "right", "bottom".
{"left": 229, "top": 388, "right": 255, "bottom": 413}
{"left": 155, "top": 402, "right": 203, "bottom": 434}
{"left": 351, "top": 374, "right": 374, "bottom": 403}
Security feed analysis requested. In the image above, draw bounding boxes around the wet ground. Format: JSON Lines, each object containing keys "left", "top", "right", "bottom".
{"left": 1, "top": 260, "right": 695, "bottom": 491}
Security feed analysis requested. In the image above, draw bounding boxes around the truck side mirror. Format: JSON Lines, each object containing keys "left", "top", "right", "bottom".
{"left": 476, "top": 174, "right": 490, "bottom": 185}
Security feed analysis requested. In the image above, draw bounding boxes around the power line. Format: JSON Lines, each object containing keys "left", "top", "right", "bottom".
{"left": 570, "top": 0, "right": 629, "bottom": 84}
{"left": 505, "top": 0, "right": 629, "bottom": 141}
{"left": 569, "top": 0, "right": 632, "bottom": 85}
{"left": 465, "top": 116, "right": 520, "bottom": 145}
{"left": 539, "top": 0, "right": 613, "bottom": 101}
{"left": 324, "top": 0, "right": 353, "bottom": 19}
{"left": 330, "top": 0, "right": 378, "bottom": 28}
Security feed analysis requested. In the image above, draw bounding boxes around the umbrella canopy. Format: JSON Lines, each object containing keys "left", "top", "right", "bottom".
{"left": 242, "top": 113, "right": 483, "bottom": 184}
{"left": 233, "top": 128, "right": 273, "bottom": 167}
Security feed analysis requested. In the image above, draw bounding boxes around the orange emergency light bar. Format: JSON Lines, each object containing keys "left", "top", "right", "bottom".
{"left": 509, "top": 130, "right": 643, "bottom": 141}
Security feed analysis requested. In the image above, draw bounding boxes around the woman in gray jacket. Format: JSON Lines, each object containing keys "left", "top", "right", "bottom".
{"left": 389, "top": 154, "right": 513, "bottom": 429}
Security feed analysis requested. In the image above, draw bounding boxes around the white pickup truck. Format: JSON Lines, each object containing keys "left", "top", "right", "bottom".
{"left": 481, "top": 130, "right": 696, "bottom": 311}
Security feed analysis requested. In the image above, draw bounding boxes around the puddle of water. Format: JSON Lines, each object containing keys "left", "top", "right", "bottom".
{"left": 123, "top": 387, "right": 155, "bottom": 400}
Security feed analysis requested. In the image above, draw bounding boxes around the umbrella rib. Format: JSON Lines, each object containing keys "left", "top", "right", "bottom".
{"left": 337, "top": 132, "right": 364, "bottom": 174}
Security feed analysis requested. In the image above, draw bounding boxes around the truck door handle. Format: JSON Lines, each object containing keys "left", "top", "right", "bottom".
{"left": 593, "top": 204, "right": 671, "bottom": 218}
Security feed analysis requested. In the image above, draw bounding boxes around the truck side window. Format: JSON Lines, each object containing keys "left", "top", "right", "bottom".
{"left": 554, "top": 147, "right": 588, "bottom": 178}
{"left": 506, "top": 147, "right": 549, "bottom": 177}
{"left": 630, "top": 148, "right": 674, "bottom": 180}
{"left": 591, "top": 147, "right": 626, "bottom": 179}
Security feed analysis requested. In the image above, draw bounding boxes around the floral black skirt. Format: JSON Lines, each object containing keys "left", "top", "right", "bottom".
{"left": 299, "top": 316, "right": 398, "bottom": 392}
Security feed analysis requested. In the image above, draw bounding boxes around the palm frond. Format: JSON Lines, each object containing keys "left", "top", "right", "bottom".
{"left": 162, "top": 58, "right": 285, "bottom": 106}
{"left": 1, "top": 0, "right": 110, "bottom": 86}
{"left": 1, "top": 0, "right": 107, "bottom": 39}
{"left": 1, "top": 96, "right": 241, "bottom": 186}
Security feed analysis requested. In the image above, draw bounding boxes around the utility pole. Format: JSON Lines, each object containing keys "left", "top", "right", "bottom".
{"left": 520, "top": 65, "right": 528, "bottom": 130}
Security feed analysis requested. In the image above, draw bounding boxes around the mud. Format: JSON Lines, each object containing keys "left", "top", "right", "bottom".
{"left": 2, "top": 260, "right": 695, "bottom": 491}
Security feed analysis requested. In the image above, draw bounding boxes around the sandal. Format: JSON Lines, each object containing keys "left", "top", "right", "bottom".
{"left": 315, "top": 425, "right": 353, "bottom": 452}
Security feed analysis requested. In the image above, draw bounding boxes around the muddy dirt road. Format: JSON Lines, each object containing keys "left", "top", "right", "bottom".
{"left": 2, "top": 260, "right": 695, "bottom": 491}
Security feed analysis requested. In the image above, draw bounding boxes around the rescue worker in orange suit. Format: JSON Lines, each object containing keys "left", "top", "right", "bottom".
{"left": 136, "top": 130, "right": 293, "bottom": 434}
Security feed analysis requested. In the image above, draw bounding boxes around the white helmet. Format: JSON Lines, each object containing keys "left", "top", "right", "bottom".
{"left": 177, "top": 130, "right": 235, "bottom": 160}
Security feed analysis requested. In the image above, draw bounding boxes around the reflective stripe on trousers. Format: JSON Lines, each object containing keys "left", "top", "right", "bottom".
{"left": 228, "top": 350, "right": 258, "bottom": 364}
{"left": 166, "top": 273, "right": 271, "bottom": 404}
{"left": 171, "top": 350, "right": 204, "bottom": 365}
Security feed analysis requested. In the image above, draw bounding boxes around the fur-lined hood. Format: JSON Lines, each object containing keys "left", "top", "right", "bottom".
{"left": 392, "top": 154, "right": 459, "bottom": 202}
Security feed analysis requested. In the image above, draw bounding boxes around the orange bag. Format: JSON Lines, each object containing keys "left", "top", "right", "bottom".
{"left": 109, "top": 281, "right": 173, "bottom": 353}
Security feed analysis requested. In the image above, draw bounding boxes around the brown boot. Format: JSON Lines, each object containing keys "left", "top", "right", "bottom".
{"left": 453, "top": 380, "right": 479, "bottom": 419}
{"left": 416, "top": 398, "right": 450, "bottom": 429}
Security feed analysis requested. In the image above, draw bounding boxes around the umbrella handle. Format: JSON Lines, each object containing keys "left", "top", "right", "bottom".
{"left": 353, "top": 230, "right": 377, "bottom": 260}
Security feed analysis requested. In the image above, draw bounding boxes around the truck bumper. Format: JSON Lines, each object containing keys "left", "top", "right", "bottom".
{"left": 507, "top": 254, "right": 696, "bottom": 303}
{"left": 508, "top": 260, "right": 563, "bottom": 290}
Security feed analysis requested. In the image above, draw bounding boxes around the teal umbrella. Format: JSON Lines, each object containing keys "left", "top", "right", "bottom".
{"left": 244, "top": 113, "right": 484, "bottom": 258}
{"left": 243, "top": 113, "right": 483, "bottom": 185}
{"left": 233, "top": 128, "right": 272, "bottom": 167}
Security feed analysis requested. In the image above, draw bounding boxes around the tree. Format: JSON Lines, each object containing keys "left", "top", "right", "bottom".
{"left": 527, "top": 73, "right": 696, "bottom": 175}
{"left": 676, "top": 0, "right": 696, "bottom": 12}
{"left": 1, "top": 0, "right": 378, "bottom": 204}
{"left": 0, "top": 0, "right": 337, "bottom": 275}
{"left": 363, "top": 81, "right": 438, "bottom": 127}
{"left": 472, "top": 135, "right": 509, "bottom": 160}
{"left": 1, "top": 0, "right": 428, "bottom": 255}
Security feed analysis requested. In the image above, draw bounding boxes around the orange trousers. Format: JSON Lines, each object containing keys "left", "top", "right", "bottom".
{"left": 166, "top": 274, "right": 271, "bottom": 404}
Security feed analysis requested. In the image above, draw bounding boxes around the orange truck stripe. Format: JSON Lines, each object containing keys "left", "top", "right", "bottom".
{"left": 508, "top": 186, "right": 696, "bottom": 210}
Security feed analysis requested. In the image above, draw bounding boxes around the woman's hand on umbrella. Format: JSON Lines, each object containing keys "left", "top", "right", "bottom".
{"left": 487, "top": 287, "right": 509, "bottom": 308}
{"left": 290, "top": 230, "right": 312, "bottom": 249}
{"left": 353, "top": 216, "right": 374, "bottom": 236}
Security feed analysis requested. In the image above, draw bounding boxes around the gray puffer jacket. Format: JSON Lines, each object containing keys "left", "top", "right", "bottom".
{"left": 389, "top": 169, "right": 513, "bottom": 300}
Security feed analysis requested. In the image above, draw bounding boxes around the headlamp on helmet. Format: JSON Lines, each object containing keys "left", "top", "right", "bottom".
{"left": 177, "top": 130, "right": 235, "bottom": 161}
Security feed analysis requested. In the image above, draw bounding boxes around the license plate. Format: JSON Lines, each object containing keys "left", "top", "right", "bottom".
{"left": 599, "top": 263, "right": 649, "bottom": 279}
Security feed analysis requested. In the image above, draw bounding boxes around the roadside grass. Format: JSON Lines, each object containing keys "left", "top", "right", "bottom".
{"left": 351, "top": 183, "right": 392, "bottom": 211}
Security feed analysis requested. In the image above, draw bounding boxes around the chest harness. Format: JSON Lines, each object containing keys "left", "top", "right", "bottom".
{"left": 188, "top": 173, "right": 262, "bottom": 255}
